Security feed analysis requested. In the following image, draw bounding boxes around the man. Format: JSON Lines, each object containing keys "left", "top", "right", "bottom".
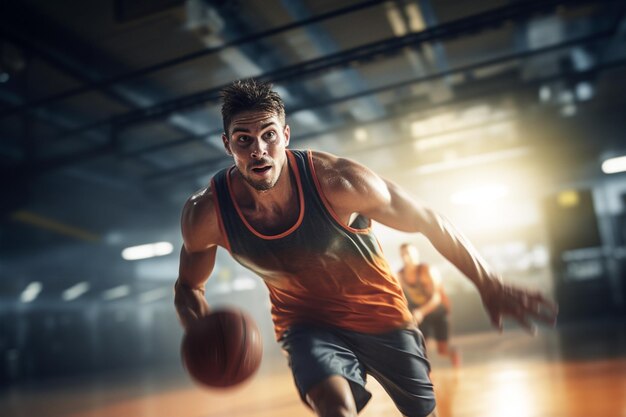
{"left": 174, "top": 79, "right": 557, "bottom": 417}
{"left": 398, "top": 243, "right": 460, "bottom": 367}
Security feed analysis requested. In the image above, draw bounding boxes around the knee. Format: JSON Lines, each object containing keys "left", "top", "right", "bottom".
{"left": 400, "top": 397, "right": 437, "bottom": 417}
{"left": 306, "top": 376, "right": 358, "bottom": 417}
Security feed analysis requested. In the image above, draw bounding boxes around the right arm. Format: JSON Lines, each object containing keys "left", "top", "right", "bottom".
{"left": 174, "top": 186, "right": 225, "bottom": 329}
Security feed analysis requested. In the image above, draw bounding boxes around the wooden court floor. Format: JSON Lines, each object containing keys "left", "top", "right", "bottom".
{"left": 2, "top": 319, "right": 625, "bottom": 417}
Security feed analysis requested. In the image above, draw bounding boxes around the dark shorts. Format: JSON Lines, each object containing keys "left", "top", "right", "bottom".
{"left": 279, "top": 324, "right": 436, "bottom": 417}
{"left": 420, "top": 305, "right": 450, "bottom": 342}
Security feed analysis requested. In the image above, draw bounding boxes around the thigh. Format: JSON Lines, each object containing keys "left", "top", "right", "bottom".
{"left": 351, "top": 328, "right": 436, "bottom": 417}
{"left": 280, "top": 324, "right": 372, "bottom": 412}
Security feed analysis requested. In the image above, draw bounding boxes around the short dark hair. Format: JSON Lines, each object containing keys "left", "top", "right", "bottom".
{"left": 220, "top": 79, "right": 286, "bottom": 135}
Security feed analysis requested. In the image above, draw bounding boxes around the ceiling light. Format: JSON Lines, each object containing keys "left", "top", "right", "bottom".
{"left": 121, "top": 241, "right": 173, "bottom": 261}
{"left": 20, "top": 282, "right": 42, "bottom": 303}
{"left": 102, "top": 285, "right": 130, "bottom": 301}
{"left": 354, "top": 128, "right": 368, "bottom": 142}
{"left": 575, "top": 82, "right": 593, "bottom": 101}
{"left": 601, "top": 155, "right": 626, "bottom": 174}
{"left": 557, "top": 190, "right": 579, "bottom": 207}
{"left": 62, "top": 282, "right": 90, "bottom": 301}
{"left": 139, "top": 287, "right": 170, "bottom": 304}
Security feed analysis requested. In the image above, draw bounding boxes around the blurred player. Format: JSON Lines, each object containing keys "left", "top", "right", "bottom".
{"left": 398, "top": 243, "right": 461, "bottom": 367}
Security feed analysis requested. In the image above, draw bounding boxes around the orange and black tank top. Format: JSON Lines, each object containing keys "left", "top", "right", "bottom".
{"left": 401, "top": 264, "right": 435, "bottom": 308}
{"left": 401, "top": 264, "right": 451, "bottom": 312}
{"left": 211, "top": 149, "right": 413, "bottom": 340}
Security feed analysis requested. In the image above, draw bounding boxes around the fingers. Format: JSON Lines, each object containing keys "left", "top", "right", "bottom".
{"left": 523, "top": 292, "right": 559, "bottom": 326}
{"left": 485, "top": 284, "right": 558, "bottom": 334}
{"left": 487, "top": 306, "right": 503, "bottom": 333}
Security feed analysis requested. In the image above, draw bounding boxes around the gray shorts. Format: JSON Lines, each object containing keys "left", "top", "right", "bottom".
{"left": 280, "top": 324, "right": 436, "bottom": 417}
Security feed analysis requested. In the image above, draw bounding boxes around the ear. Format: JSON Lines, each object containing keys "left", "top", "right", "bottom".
{"left": 283, "top": 124, "right": 291, "bottom": 147}
{"left": 222, "top": 133, "right": 232, "bottom": 155}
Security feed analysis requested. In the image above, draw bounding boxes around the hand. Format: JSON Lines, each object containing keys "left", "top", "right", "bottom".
{"left": 479, "top": 279, "right": 558, "bottom": 334}
{"left": 413, "top": 310, "right": 424, "bottom": 325}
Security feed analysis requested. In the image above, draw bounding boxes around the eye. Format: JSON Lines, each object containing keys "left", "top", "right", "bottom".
{"left": 263, "top": 131, "right": 277, "bottom": 141}
{"left": 236, "top": 135, "right": 251, "bottom": 145}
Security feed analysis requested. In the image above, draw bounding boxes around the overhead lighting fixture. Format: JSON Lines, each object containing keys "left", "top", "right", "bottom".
{"left": 62, "top": 282, "right": 90, "bottom": 301}
{"left": 575, "top": 82, "right": 594, "bottom": 101}
{"left": 560, "top": 104, "right": 577, "bottom": 117}
{"left": 354, "top": 128, "right": 368, "bottom": 142}
{"left": 602, "top": 155, "right": 626, "bottom": 174}
{"left": 139, "top": 287, "right": 170, "bottom": 304}
{"left": 451, "top": 185, "right": 509, "bottom": 206}
{"left": 102, "top": 285, "right": 130, "bottom": 301}
{"left": 20, "top": 282, "right": 42, "bottom": 303}
{"left": 539, "top": 85, "right": 551, "bottom": 102}
{"left": 122, "top": 241, "right": 173, "bottom": 261}
{"left": 557, "top": 190, "right": 580, "bottom": 208}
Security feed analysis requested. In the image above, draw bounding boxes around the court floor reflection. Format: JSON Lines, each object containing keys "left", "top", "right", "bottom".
{"left": 2, "top": 318, "right": 624, "bottom": 417}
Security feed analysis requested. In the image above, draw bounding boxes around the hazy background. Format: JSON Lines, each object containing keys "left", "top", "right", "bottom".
{"left": 1, "top": 0, "right": 625, "bottom": 387}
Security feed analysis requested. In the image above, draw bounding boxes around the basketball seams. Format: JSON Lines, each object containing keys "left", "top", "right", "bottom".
{"left": 231, "top": 311, "right": 247, "bottom": 384}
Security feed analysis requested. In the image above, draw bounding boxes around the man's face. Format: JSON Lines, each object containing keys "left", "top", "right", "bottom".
{"left": 222, "top": 111, "right": 290, "bottom": 191}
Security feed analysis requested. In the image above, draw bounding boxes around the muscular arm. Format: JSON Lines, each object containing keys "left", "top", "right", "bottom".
{"left": 313, "top": 151, "right": 557, "bottom": 333}
{"left": 174, "top": 186, "right": 224, "bottom": 329}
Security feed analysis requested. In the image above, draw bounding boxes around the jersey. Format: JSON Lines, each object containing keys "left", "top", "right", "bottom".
{"left": 400, "top": 263, "right": 451, "bottom": 313}
{"left": 211, "top": 149, "right": 413, "bottom": 340}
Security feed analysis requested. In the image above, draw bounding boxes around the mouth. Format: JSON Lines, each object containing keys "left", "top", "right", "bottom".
{"left": 251, "top": 165, "right": 272, "bottom": 175}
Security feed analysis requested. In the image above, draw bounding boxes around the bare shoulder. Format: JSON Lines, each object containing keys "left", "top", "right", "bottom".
{"left": 181, "top": 184, "right": 224, "bottom": 252}
{"left": 309, "top": 150, "right": 389, "bottom": 201}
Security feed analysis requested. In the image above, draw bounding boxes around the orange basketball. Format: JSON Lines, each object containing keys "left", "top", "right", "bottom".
{"left": 181, "top": 309, "right": 263, "bottom": 388}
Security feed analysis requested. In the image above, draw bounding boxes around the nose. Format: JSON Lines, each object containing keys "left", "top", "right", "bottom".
{"left": 250, "top": 139, "right": 268, "bottom": 159}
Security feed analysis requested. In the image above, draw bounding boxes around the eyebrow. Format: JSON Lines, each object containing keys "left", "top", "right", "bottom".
{"left": 231, "top": 121, "right": 277, "bottom": 134}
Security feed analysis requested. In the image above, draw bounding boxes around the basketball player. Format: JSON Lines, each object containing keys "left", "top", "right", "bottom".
{"left": 174, "top": 79, "right": 557, "bottom": 417}
{"left": 398, "top": 243, "right": 460, "bottom": 368}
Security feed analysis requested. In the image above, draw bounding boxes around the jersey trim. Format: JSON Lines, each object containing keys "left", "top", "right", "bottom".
{"left": 225, "top": 150, "right": 306, "bottom": 240}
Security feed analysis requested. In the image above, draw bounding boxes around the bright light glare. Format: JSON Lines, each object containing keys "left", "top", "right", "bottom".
{"left": 102, "top": 285, "right": 130, "bottom": 301}
{"left": 601, "top": 155, "right": 626, "bottom": 174}
{"left": 487, "top": 366, "right": 535, "bottom": 417}
{"left": 354, "top": 128, "right": 368, "bottom": 142}
{"left": 62, "top": 282, "right": 90, "bottom": 301}
{"left": 451, "top": 185, "right": 509, "bottom": 206}
{"left": 232, "top": 276, "right": 258, "bottom": 291}
{"left": 122, "top": 241, "right": 173, "bottom": 260}
{"left": 20, "top": 282, "right": 42, "bottom": 303}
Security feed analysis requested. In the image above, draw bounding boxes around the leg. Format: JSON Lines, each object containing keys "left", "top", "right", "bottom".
{"left": 306, "top": 375, "right": 358, "bottom": 417}
{"left": 431, "top": 311, "right": 461, "bottom": 367}
{"left": 436, "top": 340, "right": 461, "bottom": 367}
{"left": 280, "top": 325, "right": 372, "bottom": 414}
{"left": 403, "top": 408, "right": 438, "bottom": 417}
{"left": 350, "top": 328, "right": 436, "bottom": 417}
